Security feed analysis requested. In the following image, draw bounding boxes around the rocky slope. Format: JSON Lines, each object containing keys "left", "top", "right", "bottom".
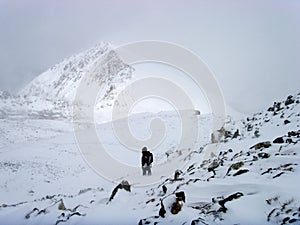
{"left": 138, "top": 93, "right": 300, "bottom": 225}
{"left": 0, "top": 93, "right": 299, "bottom": 225}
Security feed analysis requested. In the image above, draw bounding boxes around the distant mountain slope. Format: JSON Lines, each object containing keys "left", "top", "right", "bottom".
{"left": 0, "top": 43, "right": 133, "bottom": 119}
{"left": 19, "top": 42, "right": 130, "bottom": 101}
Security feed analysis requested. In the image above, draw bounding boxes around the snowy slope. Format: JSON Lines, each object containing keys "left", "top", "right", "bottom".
{"left": 19, "top": 42, "right": 126, "bottom": 102}
{"left": 137, "top": 94, "right": 300, "bottom": 225}
{"left": 0, "top": 42, "right": 133, "bottom": 120}
{"left": 0, "top": 92, "right": 299, "bottom": 225}
{"left": 0, "top": 42, "right": 299, "bottom": 225}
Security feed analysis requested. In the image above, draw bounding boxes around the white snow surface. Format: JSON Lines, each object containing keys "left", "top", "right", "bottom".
{"left": 0, "top": 43, "right": 299, "bottom": 225}
{"left": 1, "top": 93, "right": 299, "bottom": 225}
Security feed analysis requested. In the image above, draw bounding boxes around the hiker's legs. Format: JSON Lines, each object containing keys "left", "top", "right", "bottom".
{"left": 142, "top": 167, "right": 147, "bottom": 176}
{"left": 146, "top": 165, "right": 152, "bottom": 175}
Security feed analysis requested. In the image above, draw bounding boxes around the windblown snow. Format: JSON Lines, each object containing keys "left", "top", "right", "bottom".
{"left": 0, "top": 43, "right": 299, "bottom": 225}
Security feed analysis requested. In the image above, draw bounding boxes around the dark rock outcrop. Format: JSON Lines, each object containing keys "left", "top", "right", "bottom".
{"left": 273, "top": 137, "right": 284, "bottom": 144}
{"left": 250, "top": 141, "right": 271, "bottom": 150}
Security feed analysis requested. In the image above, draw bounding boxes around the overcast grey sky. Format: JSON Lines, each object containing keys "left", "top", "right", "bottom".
{"left": 0, "top": 0, "right": 299, "bottom": 112}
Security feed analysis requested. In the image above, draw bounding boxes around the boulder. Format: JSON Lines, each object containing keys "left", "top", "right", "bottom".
{"left": 226, "top": 162, "right": 244, "bottom": 176}
{"left": 231, "top": 161, "right": 244, "bottom": 170}
{"left": 285, "top": 96, "right": 295, "bottom": 106}
{"left": 175, "top": 191, "right": 186, "bottom": 203}
{"left": 108, "top": 180, "right": 131, "bottom": 202}
{"left": 218, "top": 192, "right": 244, "bottom": 212}
{"left": 233, "top": 169, "right": 249, "bottom": 176}
{"left": 58, "top": 199, "right": 66, "bottom": 210}
{"left": 170, "top": 199, "right": 182, "bottom": 214}
{"left": 258, "top": 152, "right": 270, "bottom": 159}
{"left": 162, "top": 185, "right": 167, "bottom": 194}
{"left": 250, "top": 141, "right": 271, "bottom": 150}
{"left": 232, "top": 129, "right": 240, "bottom": 139}
{"left": 273, "top": 137, "right": 284, "bottom": 144}
{"left": 159, "top": 201, "right": 166, "bottom": 217}
{"left": 288, "top": 131, "right": 300, "bottom": 137}
{"left": 208, "top": 160, "right": 219, "bottom": 175}
{"left": 174, "top": 170, "right": 183, "bottom": 180}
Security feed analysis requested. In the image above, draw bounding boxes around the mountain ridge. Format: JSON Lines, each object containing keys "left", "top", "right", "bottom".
{"left": 0, "top": 42, "right": 133, "bottom": 119}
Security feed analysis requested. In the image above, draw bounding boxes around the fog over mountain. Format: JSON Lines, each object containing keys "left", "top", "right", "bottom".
{"left": 0, "top": 3, "right": 300, "bottom": 223}
{"left": 0, "top": 0, "right": 299, "bottom": 113}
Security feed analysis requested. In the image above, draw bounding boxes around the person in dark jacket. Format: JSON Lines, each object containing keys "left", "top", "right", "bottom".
{"left": 141, "top": 147, "right": 153, "bottom": 176}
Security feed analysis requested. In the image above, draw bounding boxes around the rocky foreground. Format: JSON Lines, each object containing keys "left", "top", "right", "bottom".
{"left": 0, "top": 93, "right": 299, "bottom": 225}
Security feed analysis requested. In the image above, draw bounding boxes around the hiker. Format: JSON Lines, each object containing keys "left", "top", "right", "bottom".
{"left": 141, "top": 147, "right": 153, "bottom": 176}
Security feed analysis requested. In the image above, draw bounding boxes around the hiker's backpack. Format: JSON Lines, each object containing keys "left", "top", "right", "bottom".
{"left": 148, "top": 152, "right": 153, "bottom": 164}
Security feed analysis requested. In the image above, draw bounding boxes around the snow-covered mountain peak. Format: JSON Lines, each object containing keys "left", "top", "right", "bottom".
{"left": 19, "top": 42, "right": 125, "bottom": 102}
{"left": 0, "top": 42, "right": 133, "bottom": 119}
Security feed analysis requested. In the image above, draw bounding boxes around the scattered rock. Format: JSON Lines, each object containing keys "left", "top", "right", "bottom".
{"left": 282, "top": 216, "right": 290, "bottom": 224}
{"left": 146, "top": 198, "right": 155, "bottom": 204}
{"left": 25, "top": 208, "right": 39, "bottom": 219}
{"left": 285, "top": 95, "right": 295, "bottom": 106}
{"left": 108, "top": 180, "right": 131, "bottom": 202}
{"left": 174, "top": 170, "right": 183, "bottom": 180}
{"left": 175, "top": 191, "right": 186, "bottom": 203}
{"left": 267, "top": 197, "right": 299, "bottom": 224}
{"left": 194, "top": 110, "right": 201, "bottom": 115}
{"left": 211, "top": 127, "right": 226, "bottom": 143}
{"left": 170, "top": 198, "right": 182, "bottom": 215}
{"left": 247, "top": 124, "right": 253, "bottom": 132}
{"left": 284, "top": 119, "right": 291, "bottom": 125}
{"left": 121, "top": 180, "right": 131, "bottom": 192}
{"left": 258, "top": 152, "right": 270, "bottom": 159}
{"left": 273, "top": 137, "right": 284, "bottom": 144}
{"left": 273, "top": 172, "right": 284, "bottom": 179}
{"left": 162, "top": 185, "right": 167, "bottom": 194}
{"left": 218, "top": 192, "right": 244, "bottom": 212}
{"left": 208, "top": 160, "right": 219, "bottom": 175}
{"left": 232, "top": 129, "right": 240, "bottom": 139}
{"left": 231, "top": 161, "right": 244, "bottom": 170}
{"left": 254, "top": 130, "right": 260, "bottom": 138}
{"left": 55, "top": 211, "right": 86, "bottom": 225}
{"left": 78, "top": 188, "right": 92, "bottom": 195}
{"left": 58, "top": 199, "right": 66, "bottom": 211}
{"left": 159, "top": 201, "right": 166, "bottom": 217}
{"left": 187, "top": 164, "right": 196, "bottom": 172}
{"left": 226, "top": 162, "right": 244, "bottom": 175}
{"left": 191, "top": 218, "right": 209, "bottom": 225}
{"left": 233, "top": 169, "right": 249, "bottom": 176}
{"left": 250, "top": 141, "right": 271, "bottom": 150}
{"left": 288, "top": 131, "right": 300, "bottom": 137}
